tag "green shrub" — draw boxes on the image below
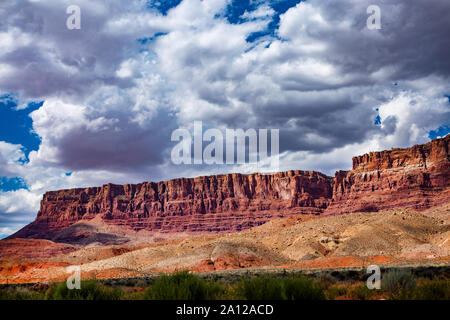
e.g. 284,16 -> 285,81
235,276 -> 284,300
7,272 -> 446,301
349,284 -> 379,300
235,276 -> 325,300
324,285 -> 348,300
144,271 -> 225,300
413,279 -> 450,300
0,287 -> 45,300
283,277 -> 325,300
46,280 -> 123,300
382,270 -> 416,300
316,273 -> 337,287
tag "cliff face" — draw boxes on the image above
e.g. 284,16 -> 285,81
11,135 -> 450,240
13,171 -> 332,239
327,135 -> 450,214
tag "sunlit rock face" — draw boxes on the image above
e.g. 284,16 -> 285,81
10,135 -> 450,242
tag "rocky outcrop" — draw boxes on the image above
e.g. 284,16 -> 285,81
326,135 -> 450,214
12,171 -> 332,239
10,135 -> 450,241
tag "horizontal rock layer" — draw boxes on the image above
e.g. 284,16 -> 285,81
11,135 -> 450,240
327,134 -> 450,214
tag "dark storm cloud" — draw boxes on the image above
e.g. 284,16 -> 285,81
56,110 -> 177,171
0,0 -> 450,237
298,0 -> 450,81
0,0 -> 449,174
214,0 -> 450,153
0,0 -> 163,100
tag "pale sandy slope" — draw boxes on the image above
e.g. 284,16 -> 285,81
69,207 -> 450,274
1,207 -> 448,283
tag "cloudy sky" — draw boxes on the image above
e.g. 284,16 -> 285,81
0,0 -> 449,238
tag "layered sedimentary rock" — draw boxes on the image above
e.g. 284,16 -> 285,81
10,135 -> 450,240
326,135 -> 450,214
12,171 -> 332,239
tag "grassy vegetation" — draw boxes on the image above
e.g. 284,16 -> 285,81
382,270 -> 416,300
413,279 -> 450,300
323,285 -> 348,300
0,271 -> 448,300
349,284 -> 380,300
0,287 -> 45,300
234,275 -> 325,300
46,279 -> 123,300
144,271 -> 227,300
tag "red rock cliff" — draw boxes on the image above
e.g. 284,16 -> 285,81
12,171 -> 332,239
326,135 -> 450,214
10,135 -> 450,240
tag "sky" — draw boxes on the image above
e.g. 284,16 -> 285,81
0,0 -> 449,238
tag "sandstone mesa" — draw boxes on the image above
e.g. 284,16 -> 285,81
8,135 -> 450,243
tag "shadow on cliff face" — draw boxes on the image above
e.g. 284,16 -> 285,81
50,223 -> 130,246
359,204 -> 379,212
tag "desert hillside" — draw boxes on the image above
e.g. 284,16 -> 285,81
1,205 -> 448,284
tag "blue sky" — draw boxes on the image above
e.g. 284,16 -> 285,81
429,125 -> 450,140
0,95 -> 42,155
0,0 -> 449,238
0,96 -> 41,192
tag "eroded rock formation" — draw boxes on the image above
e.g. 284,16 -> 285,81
10,135 -> 450,241
326,135 -> 450,214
